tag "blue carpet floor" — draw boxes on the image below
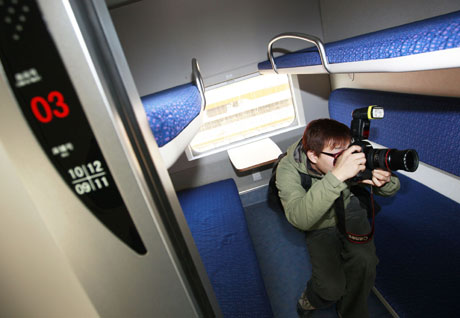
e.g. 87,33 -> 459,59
241,186 -> 393,318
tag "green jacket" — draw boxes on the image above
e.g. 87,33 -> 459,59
276,139 -> 400,231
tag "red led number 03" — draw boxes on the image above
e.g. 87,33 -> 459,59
30,91 -> 70,123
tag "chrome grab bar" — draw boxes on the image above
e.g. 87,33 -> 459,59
192,58 -> 206,111
267,32 -> 330,74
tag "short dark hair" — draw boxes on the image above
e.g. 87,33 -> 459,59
302,119 -> 351,155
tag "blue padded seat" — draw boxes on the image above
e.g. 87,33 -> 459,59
259,10 -> 460,71
177,179 -> 273,318
142,83 -> 202,148
374,173 -> 460,317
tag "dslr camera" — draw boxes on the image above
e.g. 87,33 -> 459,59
348,106 -> 419,181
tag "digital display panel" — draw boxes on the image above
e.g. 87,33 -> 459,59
0,0 -> 146,254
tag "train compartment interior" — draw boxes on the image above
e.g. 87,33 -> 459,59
108,1 -> 460,316
1,0 -> 460,317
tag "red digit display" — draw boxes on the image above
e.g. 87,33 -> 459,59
30,91 -> 70,123
31,96 -> 53,123
48,91 -> 70,118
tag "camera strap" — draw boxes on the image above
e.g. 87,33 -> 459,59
334,187 -> 375,244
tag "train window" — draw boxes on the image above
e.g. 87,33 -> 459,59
187,74 -> 302,158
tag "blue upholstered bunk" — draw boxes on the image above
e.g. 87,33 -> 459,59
258,11 -> 460,74
329,88 -> 460,317
141,59 -> 206,168
177,179 -> 273,317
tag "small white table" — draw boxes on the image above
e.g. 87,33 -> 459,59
227,138 -> 282,172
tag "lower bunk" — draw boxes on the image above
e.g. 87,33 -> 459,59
177,179 -> 273,317
373,173 -> 460,317
328,88 -> 460,317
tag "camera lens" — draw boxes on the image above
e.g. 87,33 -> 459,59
388,149 -> 419,172
367,148 -> 419,172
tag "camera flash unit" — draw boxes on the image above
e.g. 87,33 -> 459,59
369,106 -> 384,119
352,105 -> 384,120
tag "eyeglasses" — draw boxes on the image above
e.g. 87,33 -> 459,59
321,150 -> 345,165
321,150 -> 344,160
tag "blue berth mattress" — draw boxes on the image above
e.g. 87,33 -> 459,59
259,10 -> 460,72
141,83 -> 202,147
374,173 -> 460,317
328,88 -> 460,178
327,88 -> 460,317
176,179 -> 273,318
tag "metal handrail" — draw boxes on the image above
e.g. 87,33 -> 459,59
192,58 -> 206,111
267,32 -> 330,74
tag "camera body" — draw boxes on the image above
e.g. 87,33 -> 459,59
349,139 -> 374,181
348,106 -> 419,181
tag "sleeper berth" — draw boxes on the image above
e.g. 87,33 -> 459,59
141,59 -> 205,168
258,10 -> 460,74
177,179 -> 273,318
329,88 -> 460,317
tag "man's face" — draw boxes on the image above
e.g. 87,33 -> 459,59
309,142 -> 349,175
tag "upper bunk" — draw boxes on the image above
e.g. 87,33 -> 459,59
141,59 -> 206,169
258,10 -> 460,74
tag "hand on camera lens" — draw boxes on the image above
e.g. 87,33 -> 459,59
360,169 -> 392,187
331,145 -> 366,182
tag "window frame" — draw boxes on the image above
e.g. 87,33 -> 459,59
185,73 -> 305,160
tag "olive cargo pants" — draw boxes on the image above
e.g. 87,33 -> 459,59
303,197 -> 379,318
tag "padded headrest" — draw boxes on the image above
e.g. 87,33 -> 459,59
329,88 -> 460,177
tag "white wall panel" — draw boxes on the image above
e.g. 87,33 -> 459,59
110,0 -> 323,95
320,0 -> 460,42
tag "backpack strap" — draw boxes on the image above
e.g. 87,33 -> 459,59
268,152 -> 312,208
299,171 -> 312,191
268,152 -> 288,207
